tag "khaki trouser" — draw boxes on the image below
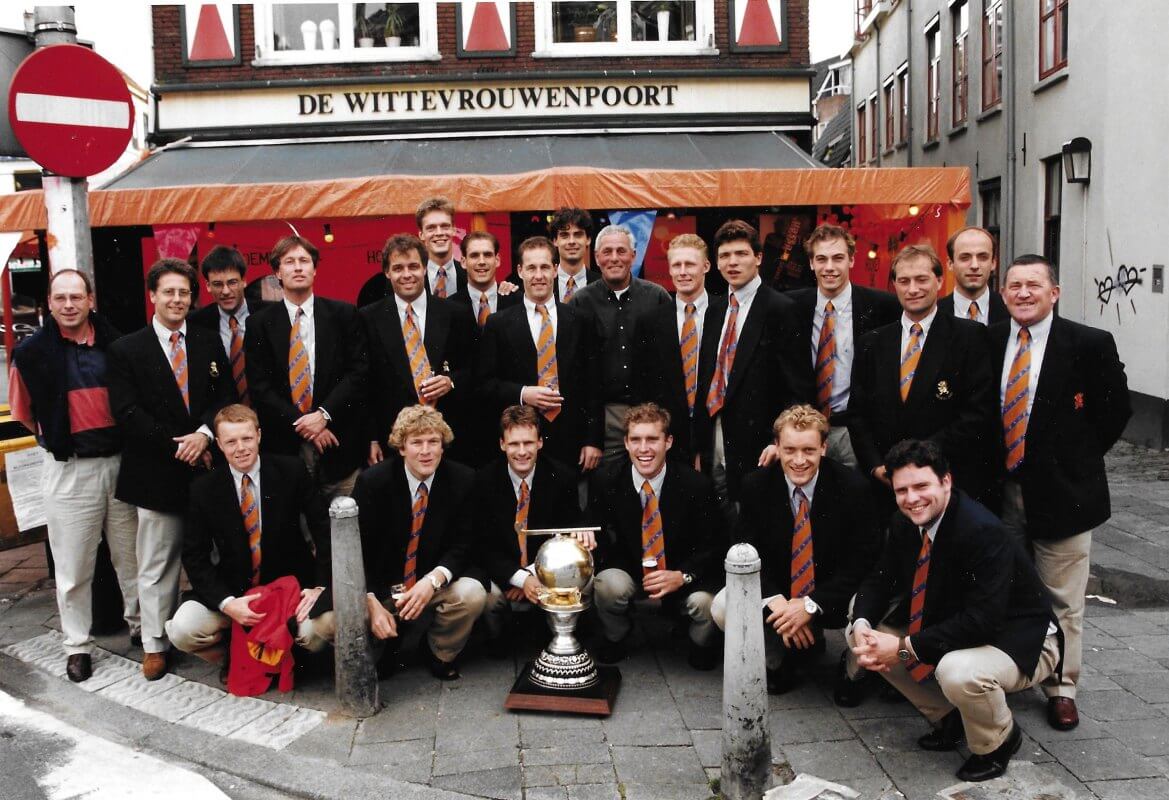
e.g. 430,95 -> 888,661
847,623 -> 1060,755
134,509 -> 184,653
42,453 -> 140,656
1001,479 -> 1089,699
593,567 -> 716,647
165,599 -> 333,658
711,587 -> 851,672
825,425 -> 858,469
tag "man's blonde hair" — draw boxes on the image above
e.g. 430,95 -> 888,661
214,403 -> 260,436
772,404 -> 829,443
667,233 -> 708,259
388,405 -> 454,449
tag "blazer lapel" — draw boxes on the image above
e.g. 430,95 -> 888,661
555,302 -> 579,363
905,315 -> 948,411
185,328 -> 211,418
376,300 -> 413,386
148,329 -> 190,420
425,301 -> 452,370
509,306 -> 539,380
726,292 -> 766,400
1027,319 -> 1072,443
696,295 -> 727,399
268,304 -> 293,392
312,299 -> 334,395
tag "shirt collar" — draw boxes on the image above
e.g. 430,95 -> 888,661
632,463 -> 667,498
395,291 -> 427,316
472,283 -> 498,302
507,464 -> 535,495
784,471 -> 820,507
228,458 -> 261,490
817,282 -> 852,313
954,287 -> 990,314
677,290 -> 708,314
558,266 -> 586,283
524,296 -> 554,315
1009,310 -> 1054,342
152,316 -> 187,340
901,305 -> 938,335
922,507 -> 946,542
405,464 -> 435,496
731,275 -> 763,306
283,294 -> 314,320
219,303 -> 249,325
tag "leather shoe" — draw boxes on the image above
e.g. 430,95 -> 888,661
766,662 -> 802,695
595,635 -> 629,664
486,634 -> 511,661
832,651 -> 871,708
427,649 -> 461,681
918,709 -> 964,751
66,654 -> 92,683
142,651 -> 168,681
1047,697 -> 1079,731
687,643 -> 719,671
956,722 -> 1021,782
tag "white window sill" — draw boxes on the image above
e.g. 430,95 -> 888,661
532,44 -> 718,58
253,49 -> 441,66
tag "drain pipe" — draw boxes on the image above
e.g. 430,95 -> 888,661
1003,3 -> 1017,262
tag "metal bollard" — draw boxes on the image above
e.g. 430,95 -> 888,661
329,496 -> 381,718
721,542 -> 772,800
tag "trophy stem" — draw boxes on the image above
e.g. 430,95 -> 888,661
529,604 -> 599,690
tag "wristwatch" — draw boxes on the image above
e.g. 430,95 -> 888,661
428,574 -> 444,590
897,637 -> 912,662
682,573 -> 694,585
803,596 -> 819,615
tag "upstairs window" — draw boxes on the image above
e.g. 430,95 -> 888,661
1040,0 -> 1069,78
951,0 -> 968,125
897,64 -> 909,143
253,3 -> 439,64
925,19 -> 941,140
857,102 -> 867,166
534,1 -> 717,56
883,78 -> 895,151
982,0 -> 1003,108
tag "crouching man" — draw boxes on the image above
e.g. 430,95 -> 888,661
166,404 -> 333,661
849,439 -> 1060,783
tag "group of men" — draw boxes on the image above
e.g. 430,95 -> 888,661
9,196 -> 1131,783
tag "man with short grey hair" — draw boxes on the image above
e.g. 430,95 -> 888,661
569,224 -> 671,464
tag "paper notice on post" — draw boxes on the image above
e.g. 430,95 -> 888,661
5,446 -> 46,531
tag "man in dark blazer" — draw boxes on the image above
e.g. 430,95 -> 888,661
937,227 -> 1008,326
633,234 -> 720,464
362,233 -> 475,466
693,220 -> 812,514
166,404 -> 333,662
474,405 -> 589,650
417,196 -> 468,299
992,254 -> 1131,731
351,405 -> 486,680
108,258 -> 234,679
714,405 -> 879,700
850,440 -> 1060,783
448,230 -> 523,327
849,244 -> 998,505
787,224 -> 901,467
549,207 -> 602,301
591,403 -> 722,670
245,235 -> 368,500
476,236 -> 603,475
188,245 -> 269,406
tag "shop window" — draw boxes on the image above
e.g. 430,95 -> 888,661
534,1 -> 716,56
1040,0 -> 1069,79
897,64 -> 909,143
925,19 -> 941,141
882,78 -> 894,151
253,3 -> 438,64
982,0 -> 1003,109
856,103 -> 866,167
1043,157 -> 1062,273
951,0 -> 968,126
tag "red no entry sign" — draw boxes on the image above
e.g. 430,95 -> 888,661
7,43 -> 133,178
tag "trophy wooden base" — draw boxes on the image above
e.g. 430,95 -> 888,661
504,663 -> 622,716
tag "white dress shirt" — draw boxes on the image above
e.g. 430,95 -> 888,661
521,297 -> 560,404
812,284 -> 855,413
472,283 -> 500,315
558,267 -> 588,298
508,464 -> 537,588
152,316 -> 213,440
282,295 -> 317,378
1000,312 -> 1054,418
633,463 -> 667,504
405,465 -> 452,585
715,275 -> 762,346
217,303 -> 250,355
427,259 -> 457,296
675,291 -> 709,345
953,288 -> 991,325
394,290 -> 429,332
899,306 -> 939,355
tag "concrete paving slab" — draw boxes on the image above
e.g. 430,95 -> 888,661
1076,688 -> 1164,721
431,765 -> 522,800
611,744 -> 707,785
566,784 -> 623,800
784,739 -> 884,783
1090,777 -> 1169,799
523,741 -> 612,766
1046,737 -> 1163,781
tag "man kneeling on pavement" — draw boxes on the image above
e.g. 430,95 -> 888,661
712,404 -> 880,699
849,439 -> 1062,783
167,404 -> 334,663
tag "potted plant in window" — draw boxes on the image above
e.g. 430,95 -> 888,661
357,14 -> 375,47
564,3 -> 604,42
383,4 -> 404,47
651,2 -> 672,42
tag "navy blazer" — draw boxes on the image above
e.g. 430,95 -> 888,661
735,458 -> 880,627
107,323 -> 234,512
938,290 -> 1009,326
244,297 -> 369,482
853,490 -> 1056,678
989,316 -> 1130,539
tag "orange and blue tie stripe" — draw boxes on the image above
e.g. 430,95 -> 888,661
169,331 -> 189,410
790,488 -> 815,599
1003,327 -> 1031,472
815,301 -> 836,416
899,323 -> 923,403
680,302 -> 699,416
229,315 -> 249,405
403,304 -> 434,404
640,480 -> 666,570
906,530 -> 934,682
288,308 -> 313,413
705,294 -> 740,417
535,305 -> 560,421
403,483 -> 428,590
515,479 -> 530,567
240,474 -> 262,586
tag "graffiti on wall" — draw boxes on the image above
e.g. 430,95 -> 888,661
1095,230 -> 1147,323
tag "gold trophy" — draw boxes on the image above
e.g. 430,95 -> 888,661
504,530 -> 621,715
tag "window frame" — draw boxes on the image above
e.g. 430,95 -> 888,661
532,0 -> 718,58
252,2 -> 440,65
882,77 -> 895,152
857,102 -> 867,167
897,63 -> 909,144
925,19 -> 941,141
951,0 -> 968,126
869,93 -> 879,163
1039,0 -> 1069,79
981,0 -> 1003,109
1043,156 -> 1063,274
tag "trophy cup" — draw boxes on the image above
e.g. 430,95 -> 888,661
504,530 -> 621,715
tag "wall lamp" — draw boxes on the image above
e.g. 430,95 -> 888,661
1062,137 -> 1092,184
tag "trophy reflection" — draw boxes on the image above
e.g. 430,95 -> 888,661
505,529 -> 621,715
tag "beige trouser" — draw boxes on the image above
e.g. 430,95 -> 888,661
711,587 -> 852,672
134,508 -> 184,653
481,580 -> 557,639
848,623 -> 1060,755
165,599 -> 334,658
825,425 -> 858,469
593,567 -> 716,646
1001,479 -> 1089,699
602,403 -> 632,467
42,453 -> 140,655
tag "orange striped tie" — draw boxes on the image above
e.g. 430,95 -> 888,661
535,304 -> 560,421
1003,327 -> 1031,472
240,474 -> 262,586
906,529 -> 934,682
403,483 -> 427,590
968,301 -> 980,321
403,304 -> 434,404
288,308 -> 313,413
433,268 -> 448,299
680,302 -> 699,415
477,292 -> 491,328
563,275 -> 577,302
640,480 -> 667,570
815,301 -> 837,417
229,315 -> 249,406
705,294 -> 740,417
515,479 -> 530,567
790,488 -> 815,599
899,323 -> 923,402
169,331 -> 189,410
